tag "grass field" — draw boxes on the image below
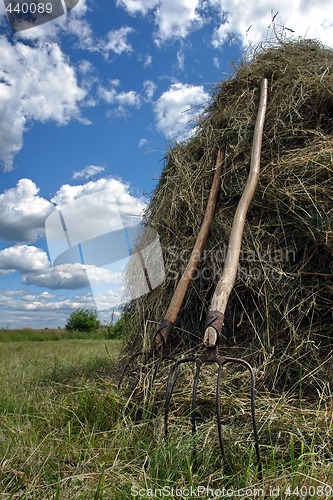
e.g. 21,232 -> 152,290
1,333 -> 333,498
0,328 -> 108,342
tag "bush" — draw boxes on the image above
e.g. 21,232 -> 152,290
65,308 -> 101,333
105,318 -> 125,340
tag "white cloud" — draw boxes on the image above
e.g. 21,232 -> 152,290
210,0 -> 333,48
177,50 -> 185,71
21,263 -> 87,289
0,36 -> 86,171
11,1 -> 136,60
0,175 -> 145,247
22,292 -> 55,301
0,287 -> 96,328
138,138 -> 148,148
154,82 -> 210,140
143,54 -> 153,68
22,263 -> 121,290
155,0 -> 202,42
0,245 -> 50,273
116,91 -> 141,107
52,176 -> 144,209
66,12 -> 98,53
72,165 -> 105,179
98,81 -> 141,117
117,0 -> 202,42
116,0 -> 159,15
143,80 -> 157,101
44,177 -> 150,311
211,1 -> 277,48
50,176 -> 146,246
110,79 -> 121,87
0,179 -> 53,242
78,59 -> 94,74
213,56 -> 220,69
0,242 -> 122,293
12,2 -> 134,58
116,0 -> 333,48
103,26 -> 134,56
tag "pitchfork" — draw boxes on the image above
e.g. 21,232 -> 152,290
164,78 -> 268,480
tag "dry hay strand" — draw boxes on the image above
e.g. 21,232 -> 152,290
122,39 -> 333,395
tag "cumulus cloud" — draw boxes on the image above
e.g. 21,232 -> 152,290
0,243 -> 109,294
0,245 -> 50,273
103,26 -> 134,56
22,263 -> 121,289
22,291 -> 55,301
99,88 -> 140,107
176,50 -> 185,71
138,138 -> 148,148
0,179 -> 54,242
142,54 -> 153,68
154,0 -> 202,42
116,0 -> 159,14
12,2 -> 135,58
154,82 -> 210,140
0,36 -> 86,171
77,59 -> 95,75
50,177 -> 146,247
117,0 -> 202,42
143,80 -> 157,101
72,165 -> 106,179
0,175 -> 145,248
0,287 -> 96,328
44,177 -> 151,309
209,0 -> 333,47
213,56 -> 220,69
0,243 -> 122,293
210,1 -> 277,47
52,176 -> 145,209
19,296 -> 84,312
98,81 -> 141,117
116,0 -> 333,48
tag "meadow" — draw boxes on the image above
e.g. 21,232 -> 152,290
0,330 -> 333,499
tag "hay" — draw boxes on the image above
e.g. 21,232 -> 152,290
123,39 -> 333,394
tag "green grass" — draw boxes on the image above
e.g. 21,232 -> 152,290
0,338 -> 333,498
0,328 -> 109,342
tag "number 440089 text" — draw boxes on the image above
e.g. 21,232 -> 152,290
6,3 -> 53,14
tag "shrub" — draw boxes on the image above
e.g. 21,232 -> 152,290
105,318 -> 125,340
65,308 -> 101,333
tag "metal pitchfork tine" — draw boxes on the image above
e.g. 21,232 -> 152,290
164,78 -> 268,480
119,148 -> 225,387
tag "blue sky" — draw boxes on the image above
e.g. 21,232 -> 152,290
0,0 -> 331,328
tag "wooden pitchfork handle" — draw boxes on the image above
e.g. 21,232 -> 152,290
204,78 -> 268,348
154,149 -> 225,352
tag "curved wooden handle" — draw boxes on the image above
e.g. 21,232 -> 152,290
204,78 -> 268,348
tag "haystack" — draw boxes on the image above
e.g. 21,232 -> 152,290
123,40 -> 333,394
